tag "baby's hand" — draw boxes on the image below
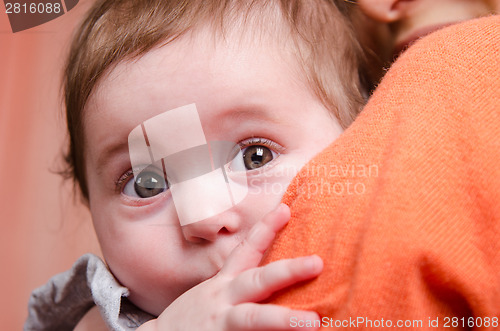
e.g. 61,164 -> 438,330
139,204 -> 322,331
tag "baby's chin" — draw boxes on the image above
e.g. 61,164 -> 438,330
128,282 -> 195,316
129,259 -> 227,316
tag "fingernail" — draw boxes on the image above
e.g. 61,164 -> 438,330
277,203 -> 291,216
276,203 -> 287,212
305,255 -> 323,272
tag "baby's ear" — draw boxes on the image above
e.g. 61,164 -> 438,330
6,0 -> 80,33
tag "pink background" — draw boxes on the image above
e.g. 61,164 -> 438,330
0,1 -> 102,329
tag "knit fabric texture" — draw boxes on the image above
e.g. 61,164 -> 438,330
262,15 -> 500,328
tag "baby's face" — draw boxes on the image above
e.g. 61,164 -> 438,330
84,28 -> 343,315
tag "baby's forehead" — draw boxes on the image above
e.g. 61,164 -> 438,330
92,25 -> 301,104
84,0 -> 314,129
122,21 -> 294,68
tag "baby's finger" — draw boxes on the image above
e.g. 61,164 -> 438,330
226,303 -> 320,331
221,204 -> 291,276
229,255 -> 323,303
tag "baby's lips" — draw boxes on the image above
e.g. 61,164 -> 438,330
6,0 -> 79,33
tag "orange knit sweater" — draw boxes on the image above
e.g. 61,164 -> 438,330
262,16 -> 500,329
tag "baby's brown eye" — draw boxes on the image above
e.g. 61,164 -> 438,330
122,170 -> 168,198
228,138 -> 281,172
243,146 -> 274,170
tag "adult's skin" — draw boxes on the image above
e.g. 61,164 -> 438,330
357,0 -> 500,56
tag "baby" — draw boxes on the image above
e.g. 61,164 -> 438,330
26,0 -> 374,330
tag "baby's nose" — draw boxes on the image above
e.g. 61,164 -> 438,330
181,212 -> 241,243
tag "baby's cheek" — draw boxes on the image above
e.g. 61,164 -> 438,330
241,175 -> 292,225
102,223 -> 183,315
245,161 -> 299,199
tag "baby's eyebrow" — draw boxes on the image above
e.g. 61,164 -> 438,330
214,105 -> 282,126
